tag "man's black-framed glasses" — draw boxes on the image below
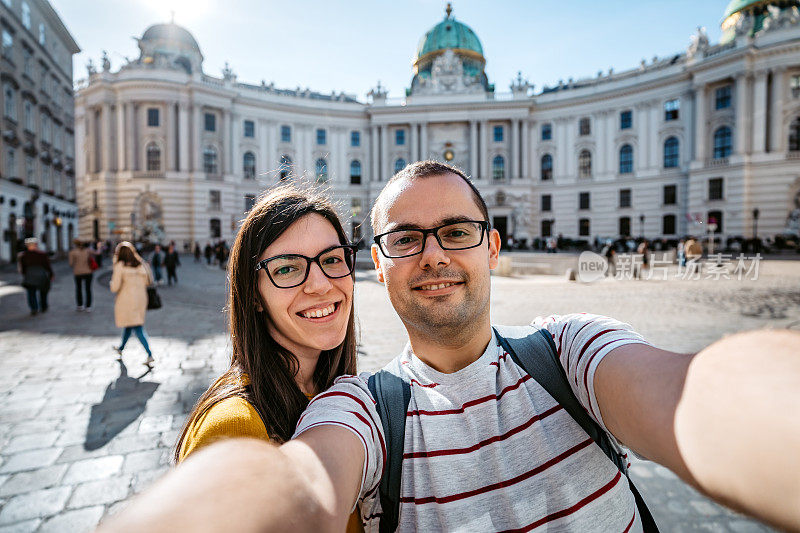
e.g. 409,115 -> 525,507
374,220 -> 489,258
254,244 -> 357,288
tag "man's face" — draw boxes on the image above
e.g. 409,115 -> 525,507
371,173 -> 500,341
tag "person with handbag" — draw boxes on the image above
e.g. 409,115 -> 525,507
17,237 -> 53,316
68,239 -> 97,312
110,241 -> 155,366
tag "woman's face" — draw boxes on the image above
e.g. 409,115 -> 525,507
257,213 -> 354,360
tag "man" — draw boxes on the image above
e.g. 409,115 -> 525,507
102,162 -> 800,533
68,239 -> 94,311
17,237 -> 53,316
164,243 -> 181,285
151,244 -> 164,285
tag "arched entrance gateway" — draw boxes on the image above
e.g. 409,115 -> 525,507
133,191 -> 166,243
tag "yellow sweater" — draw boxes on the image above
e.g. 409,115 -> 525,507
178,396 -> 364,533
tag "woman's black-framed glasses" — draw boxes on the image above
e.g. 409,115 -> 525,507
254,244 -> 357,288
374,220 -> 489,258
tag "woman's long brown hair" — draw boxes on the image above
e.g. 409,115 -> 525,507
174,185 -> 358,459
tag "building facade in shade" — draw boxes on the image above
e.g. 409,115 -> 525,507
0,0 -> 79,263
76,1 -> 800,250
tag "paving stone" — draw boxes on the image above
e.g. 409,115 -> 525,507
38,506 -> 104,533
105,433 -> 161,455
56,444 -> 110,464
61,456 -> 123,484
0,465 -> 68,497
0,449 -> 62,475
0,519 -> 41,533
67,476 -> 131,509
122,449 -> 167,475
131,467 -> 168,493
0,486 -> 72,525
138,415 -> 173,434
2,432 -> 60,454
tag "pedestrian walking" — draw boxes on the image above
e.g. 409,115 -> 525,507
110,241 -> 155,366
68,239 -> 96,311
151,244 -> 164,285
204,242 -> 212,265
677,238 -> 686,267
602,241 -> 616,277
193,242 -> 201,263
94,241 -> 105,268
636,239 -> 650,279
215,241 -> 227,270
164,243 -> 181,285
17,237 -> 53,316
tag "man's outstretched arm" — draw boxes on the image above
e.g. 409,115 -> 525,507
594,329 -> 800,531
97,427 -> 364,533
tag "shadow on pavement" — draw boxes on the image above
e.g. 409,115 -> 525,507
84,360 -> 159,450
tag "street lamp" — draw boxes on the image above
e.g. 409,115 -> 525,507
639,214 -> 645,238
752,208 -> 760,238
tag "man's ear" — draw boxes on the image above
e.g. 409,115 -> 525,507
487,228 -> 501,270
371,244 -> 385,283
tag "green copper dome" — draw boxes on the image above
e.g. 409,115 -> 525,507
720,0 -> 799,43
415,5 -> 484,64
723,0 -> 764,19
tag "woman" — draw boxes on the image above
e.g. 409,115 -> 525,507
110,241 -> 155,366
174,185 -> 361,531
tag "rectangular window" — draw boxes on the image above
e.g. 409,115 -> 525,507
792,75 -> 800,98
209,190 -> 221,211
579,117 -> 590,136
541,219 -> 553,238
350,130 -> 360,147
243,120 -> 255,138
22,46 -> 32,77
663,184 -> 677,205
5,147 -> 15,177
620,110 -> 632,130
708,178 -> 723,201
493,125 -> 504,142
316,128 -> 326,145
2,29 -> 12,59
579,218 -> 591,237
147,108 -> 159,127
395,129 -> 405,145
25,155 -> 34,186
715,85 -> 732,110
619,216 -> 631,237
204,112 -> 216,132
244,194 -> 256,213
664,98 -> 680,121
210,218 -> 221,239
619,188 -> 631,208
23,100 -> 32,131
662,214 -> 676,235
21,2 -> 30,29
280,125 -> 291,143
541,194 -> 551,212
541,123 -> 552,141
579,192 -> 590,210
38,22 -> 45,46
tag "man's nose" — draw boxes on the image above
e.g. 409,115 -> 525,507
418,233 -> 450,270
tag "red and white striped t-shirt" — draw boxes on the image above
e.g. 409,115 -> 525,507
294,313 -> 650,532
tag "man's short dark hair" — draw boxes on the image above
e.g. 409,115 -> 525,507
370,160 -> 490,233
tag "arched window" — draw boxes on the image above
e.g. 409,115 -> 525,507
315,158 -> 328,182
146,143 -> 161,171
664,137 -> 679,168
279,155 -> 292,180
578,150 -> 592,178
713,126 -> 732,159
243,151 -> 256,179
350,160 -> 362,185
789,117 -> 800,152
540,154 -> 553,180
492,155 -> 505,180
619,144 -> 633,174
394,158 -> 406,173
203,146 -> 218,174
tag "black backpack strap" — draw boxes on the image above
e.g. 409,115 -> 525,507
367,370 -> 411,533
493,325 -> 659,533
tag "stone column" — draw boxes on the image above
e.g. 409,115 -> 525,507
637,103 -> 649,172
682,91 -> 694,167
100,103 -> 111,172
192,104 -> 202,172
222,109 -> 232,175
469,120 -> 478,178
126,103 -> 135,171
420,123 -> 428,161
596,113 -> 607,176
770,67 -> 786,153
116,103 -> 126,171
370,125 -> 378,182
265,120 -> 276,174
479,120 -> 488,179
649,104 -> 659,169
379,124 -> 389,181
557,118 -> 569,179
694,85 -> 707,162
735,73 -> 749,155
410,123 -> 419,162
521,119 -> 529,179
510,119 -> 519,179
752,70 -> 768,154
178,103 -> 189,172
166,102 -> 176,171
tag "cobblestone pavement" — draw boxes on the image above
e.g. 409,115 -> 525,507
1,254 -> 798,532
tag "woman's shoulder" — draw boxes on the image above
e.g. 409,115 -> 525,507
178,397 -> 268,462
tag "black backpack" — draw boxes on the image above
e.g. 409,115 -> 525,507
366,325 -> 658,533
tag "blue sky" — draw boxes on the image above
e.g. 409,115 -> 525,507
53,0 -> 729,100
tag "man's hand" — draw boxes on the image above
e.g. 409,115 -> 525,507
595,329 -> 800,531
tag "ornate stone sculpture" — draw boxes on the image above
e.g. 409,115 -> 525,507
86,58 -> 96,76
763,5 -> 800,32
687,26 -> 709,58
101,51 -> 111,72
415,49 -> 483,95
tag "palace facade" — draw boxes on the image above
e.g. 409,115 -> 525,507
75,1 -> 800,249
